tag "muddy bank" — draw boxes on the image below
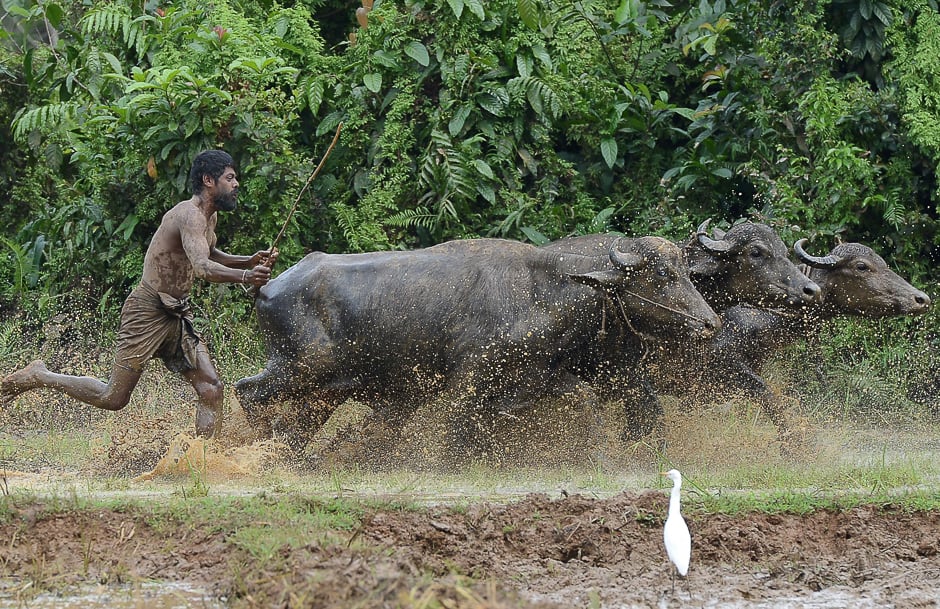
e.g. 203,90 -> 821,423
2,491 -> 940,608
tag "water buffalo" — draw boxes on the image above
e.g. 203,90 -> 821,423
686,220 -> 822,309
543,220 -> 822,311
540,220 -> 821,435
235,237 -> 720,460
704,240 -> 930,413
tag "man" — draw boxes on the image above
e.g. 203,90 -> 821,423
1,149 -> 277,438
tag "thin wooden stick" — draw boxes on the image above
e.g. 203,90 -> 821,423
269,122 -> 343,255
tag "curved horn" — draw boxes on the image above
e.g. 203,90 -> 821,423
608,238 -> 643,271
793,238 -> 841,269
696,219 -> 733,254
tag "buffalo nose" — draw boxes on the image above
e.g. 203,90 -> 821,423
698,312 -> 722,338
802,282 -> 822,304
915,291 -> 931,310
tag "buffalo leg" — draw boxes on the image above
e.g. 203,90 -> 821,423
620,373 -> 663,442
718,358 -> 802,444
234,362 -> 297,434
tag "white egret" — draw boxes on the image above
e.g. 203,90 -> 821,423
662,469 -> 691,594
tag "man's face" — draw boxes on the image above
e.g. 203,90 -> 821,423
213,166 -> 239,212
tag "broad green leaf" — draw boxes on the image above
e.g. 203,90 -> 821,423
473,158 -> 495,179
363,72 -> 382,93
305,78 -> 324,114
447,0 -> 464,19
517,147 -> 538,174
601,137 -> 618,169
125,80 -> 160,92
531,45 -> 552,69
872,2 -> 891,25
160,141 -> 177,160
448,104 -> 472,135
373,49 -> 399,68
704,37 -> 717,56
6,5 -> 31,18
404,41 -> 430,66
518,0 -> 539,29
44,3 -> 64,27
477,92 -> 505,116
102,52 -> 123,74
117,214 -> 139,240
520,226 -> 549,245
466,0 -> 485,20
712,167 -> 733,178
526,82 -> 544,115
615,0 -> 638,25
477,182 -> 496,203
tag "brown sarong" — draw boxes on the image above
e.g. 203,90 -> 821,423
114,281 -> 204,374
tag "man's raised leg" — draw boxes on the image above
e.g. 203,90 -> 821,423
1,359 -> 141,410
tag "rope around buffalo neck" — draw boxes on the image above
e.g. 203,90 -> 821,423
616,287 -> 715,327
597,288 -> 715,364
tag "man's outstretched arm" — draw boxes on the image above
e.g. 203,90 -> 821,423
209,247 -> 278,270
181,216 -> 273,285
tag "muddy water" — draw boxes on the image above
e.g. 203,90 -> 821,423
0,581 -> 222,609
528,589 -> 888,609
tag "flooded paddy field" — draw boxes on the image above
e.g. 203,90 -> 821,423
2,369 -> 940,608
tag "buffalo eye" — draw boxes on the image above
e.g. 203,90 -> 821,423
855,261 -> 870,272
748,246 -> 766,259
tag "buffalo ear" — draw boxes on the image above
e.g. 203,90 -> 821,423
712,228 -> 726,240
569,270 -> 626,292
686,254 -> 721,277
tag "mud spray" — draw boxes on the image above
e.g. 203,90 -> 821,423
132,433 -> 284,482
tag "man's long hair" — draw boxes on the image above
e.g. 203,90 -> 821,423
190,150 -> 234,194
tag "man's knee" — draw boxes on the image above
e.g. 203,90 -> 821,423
196,377 -> 224,405
101,391 -> 132,411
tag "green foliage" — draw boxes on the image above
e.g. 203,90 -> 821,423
2,0 -> 330,299
0,0 -> 938,349
886,4 -> 940,183
826,0 -> 893,85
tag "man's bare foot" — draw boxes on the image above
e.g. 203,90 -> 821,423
1,360 -> 49,405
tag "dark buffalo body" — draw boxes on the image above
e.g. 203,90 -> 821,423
708,241 -> 931,404
235,237 -> 719,454
540,221 -> 821,435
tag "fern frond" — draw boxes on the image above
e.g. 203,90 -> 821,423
385,207 -> 437,229
297,74 -> 324,114
80,5 -> 131,39
878,192 -> 905,229
12,102 -> 80,142
507,76 -> 560,118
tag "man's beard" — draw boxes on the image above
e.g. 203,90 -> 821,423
216,190 -> 237,211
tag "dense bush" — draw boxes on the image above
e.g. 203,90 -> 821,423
1,0 -> 939,321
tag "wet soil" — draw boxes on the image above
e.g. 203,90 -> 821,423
3,360 -> 940,608
2,490 -> 940,608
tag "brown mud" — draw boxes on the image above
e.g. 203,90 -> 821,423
3,366 -> 940,607
2,490 -> 940,608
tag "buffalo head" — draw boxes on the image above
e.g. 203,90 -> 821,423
688,219 -> 821,310
570,236 -> 721,339
794,240 -> 930,318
